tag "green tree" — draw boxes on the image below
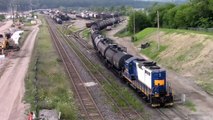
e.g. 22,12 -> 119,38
148,3 -> 175,27
127,11 -> 151,33
0,15 -> 5,21
162,6 -> 178,28
149,0 -> 213,29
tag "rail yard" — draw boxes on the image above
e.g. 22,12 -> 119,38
0,4 -> 213,120
40,9 -> 212,119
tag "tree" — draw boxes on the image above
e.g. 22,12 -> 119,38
148,3 -> 175,27
0,15 -> 5,21
162,6 -> 178,28
149,0 -> 213,29
127,11 -> 151,33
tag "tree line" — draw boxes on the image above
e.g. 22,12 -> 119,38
0,0 -> 159,11
128,0 -> 213,33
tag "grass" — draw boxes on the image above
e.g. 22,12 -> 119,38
140,41 -> 168,60
161,28 -> 213,36
133,28 -> 213,46
114,28 -> 132,37
103,77 -> 144,112
196,70 -> 213,95
69,26 -> 78,32
203,82 -> 213,95
82,28 -> 90,39
133,28 -> 157,46
24,22 -> 34,26
24,16 -> 77,119
176,43 -> 204,62
19,30 -> 30,47
184,100 -> 196,112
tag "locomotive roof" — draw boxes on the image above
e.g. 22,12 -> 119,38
126,57 -> 165,72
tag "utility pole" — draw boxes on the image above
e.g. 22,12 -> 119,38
30,0 -> 32,12
11,3 -> 15,25
157,10 -> 160,51
133,10 -> 136,40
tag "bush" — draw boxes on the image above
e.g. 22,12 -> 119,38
0,15 -> 5,21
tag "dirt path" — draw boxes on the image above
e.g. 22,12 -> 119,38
107,20 -> 146,58
0,20 -> 13,33
106,20 -> 213,120
0,21 -> 40,120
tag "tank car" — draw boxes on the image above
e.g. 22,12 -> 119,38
90,17 -> 174,107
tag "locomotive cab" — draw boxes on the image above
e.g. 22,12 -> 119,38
150,70 -> 173,107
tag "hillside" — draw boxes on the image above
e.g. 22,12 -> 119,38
134,28 -> 213,94
0,0 -> 158,11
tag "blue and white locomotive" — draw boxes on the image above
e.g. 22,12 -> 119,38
123,57 -> 173,107
89,18 -> 173,107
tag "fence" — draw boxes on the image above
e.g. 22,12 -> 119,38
188,27 -> 213,32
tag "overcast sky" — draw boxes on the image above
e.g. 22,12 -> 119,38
137,0 -> 187,2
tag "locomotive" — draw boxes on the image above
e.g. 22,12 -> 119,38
90,18 -> 173,107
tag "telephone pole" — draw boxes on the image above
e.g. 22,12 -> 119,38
157,11 -> 160,51
11,3 -> 15,24
133,10 -> 135,40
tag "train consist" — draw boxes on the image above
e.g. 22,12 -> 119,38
51,12 -> 70,24
89,18 -> 174,107
76,12 -> 121,20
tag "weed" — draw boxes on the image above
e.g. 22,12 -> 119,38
184,100 -> 196,112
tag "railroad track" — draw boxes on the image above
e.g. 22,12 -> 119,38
71,28 -> 93,50
46,17 -> 104,120
155,106 -> 189,120
59,26 -> 147,119
52,18 -> 188,120
69,28 -> 190,120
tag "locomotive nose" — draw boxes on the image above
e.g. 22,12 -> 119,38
160,97 -> 165,106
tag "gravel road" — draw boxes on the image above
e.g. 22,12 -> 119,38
0,21 -> 40,120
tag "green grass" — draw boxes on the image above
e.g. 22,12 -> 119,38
103,77 -> 144,112
23,20 -> 36,26
19,30 -> 30,47
140,41 -> 167,60
184,100 -> 196,112
69,26 -> 78,32
133,28 -> 213,46
196,70 -> 213,95
0,15 -> 5,21
24,16 -> 77,119
203,82 -> 213,95
114,28 -> 132,37
134,28 -> 157,46
160,28 -> 213,36
176,43 -> 203,62
82,28 -> 90,39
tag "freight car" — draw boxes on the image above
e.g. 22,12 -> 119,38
90,18 -> 173,107
90,17 -> 121,31
55,18 -> 62,24
52,16 -> 62,24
